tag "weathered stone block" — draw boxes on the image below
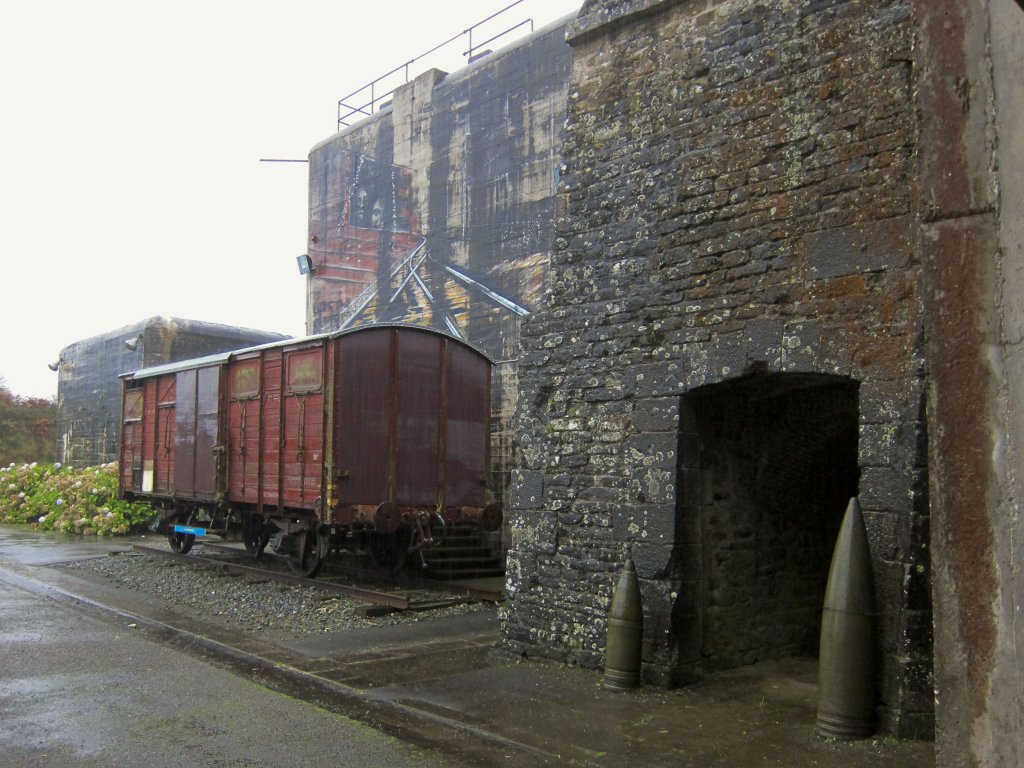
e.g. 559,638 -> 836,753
862,509 -> 899,561
804,216 -> 914,280
512,470 -> 546,510
630,397 -> 679,433
511,512 -> 558,555
860,466 -> 910,513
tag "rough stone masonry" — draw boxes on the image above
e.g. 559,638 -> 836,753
501,0 -> 933,738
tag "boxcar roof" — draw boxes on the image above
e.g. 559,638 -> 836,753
120,323 -> 492,381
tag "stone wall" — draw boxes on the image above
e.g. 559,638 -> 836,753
502,0 -> 932,737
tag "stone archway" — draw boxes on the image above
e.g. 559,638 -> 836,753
673,373 -> 860,677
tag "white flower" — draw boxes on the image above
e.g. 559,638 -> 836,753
91,488 -> 99,495
29,462 -> 37,468
7,484 -> 15,491
39,515 -> 47,523
18,492 -> 25,499
105,511 -> 114,518
53,462 -> 62,470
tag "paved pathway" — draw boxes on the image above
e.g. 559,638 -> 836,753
0,567 -> 450,768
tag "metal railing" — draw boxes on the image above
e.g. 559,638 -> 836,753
337,1 -> 535,128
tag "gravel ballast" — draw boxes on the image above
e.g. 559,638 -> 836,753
60,546 -> 492,638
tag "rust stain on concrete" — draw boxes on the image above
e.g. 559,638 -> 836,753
924,219 -> 998,722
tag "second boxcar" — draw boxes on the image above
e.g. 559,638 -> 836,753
119,325 -> 501,575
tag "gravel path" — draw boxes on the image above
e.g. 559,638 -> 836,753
60,546 -> 492,637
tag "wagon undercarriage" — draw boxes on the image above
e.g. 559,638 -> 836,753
153,500 -> 501,578
119,326 -> 501,578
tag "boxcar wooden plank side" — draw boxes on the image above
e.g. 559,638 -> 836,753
154,375 -> 176,494
335,328 -> 393,506
444,341 -> 490,508
120,386 -> 144,493
227,357 -> 261,503
281,346 -> 325,509
140,379 -> 156,493
394,330 -> 442,506
260,349 -> 283,508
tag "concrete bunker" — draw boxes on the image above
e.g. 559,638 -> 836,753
673,373 -> 860,677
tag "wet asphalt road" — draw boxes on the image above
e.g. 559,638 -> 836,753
0,572 -> 449,768
0,526 -> 937,768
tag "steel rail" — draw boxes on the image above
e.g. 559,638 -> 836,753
423,580 -> 503,604
131,544 -> 412,609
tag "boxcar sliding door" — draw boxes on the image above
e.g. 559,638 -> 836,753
174,365 -> 222,500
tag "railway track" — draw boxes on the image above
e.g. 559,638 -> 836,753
130,543 -> 503,613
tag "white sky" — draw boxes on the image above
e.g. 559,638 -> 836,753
0,0 -> 582,399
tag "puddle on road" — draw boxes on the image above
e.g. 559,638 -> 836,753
0,524 -> 146,566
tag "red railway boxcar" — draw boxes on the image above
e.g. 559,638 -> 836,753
119,325 -> 501,575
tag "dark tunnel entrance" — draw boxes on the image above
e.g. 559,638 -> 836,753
677,373 -> 860,676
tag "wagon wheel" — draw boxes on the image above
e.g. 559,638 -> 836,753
168,529 -> 196,555
288,526 -> 329,578
241,515 -> 269,557
368,529 -> 411,574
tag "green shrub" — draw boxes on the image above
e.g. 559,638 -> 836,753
0,462 -> 157,536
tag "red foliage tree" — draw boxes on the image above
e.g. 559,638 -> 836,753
0,378 -> 56,465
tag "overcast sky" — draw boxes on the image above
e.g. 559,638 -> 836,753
0,0 -> 582,399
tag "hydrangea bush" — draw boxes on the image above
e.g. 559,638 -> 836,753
0,461 -> 157,535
